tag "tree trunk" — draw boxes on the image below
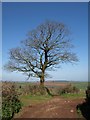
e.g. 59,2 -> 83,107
40,76 -> 44,87
39,68 -> 45,87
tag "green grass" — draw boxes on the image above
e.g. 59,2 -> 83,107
61,92 -> 86,99
20,94 -> 52,107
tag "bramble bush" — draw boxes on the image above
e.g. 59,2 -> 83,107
22,85 -> 48,96
57,84 -> 79,95
2,82 -> 22,120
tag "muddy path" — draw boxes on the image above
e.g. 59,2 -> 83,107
16,96 -> 85,118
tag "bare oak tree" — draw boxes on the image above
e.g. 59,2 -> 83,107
5,21 -> 78,86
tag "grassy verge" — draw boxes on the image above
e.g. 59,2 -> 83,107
61,92 -> 86,99
20,94 -> 52,107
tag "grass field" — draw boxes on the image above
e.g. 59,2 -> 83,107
70,81 -> 88,90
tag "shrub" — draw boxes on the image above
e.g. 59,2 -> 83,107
22,85 -> 49,96
76,86 -> 90,120
58,84 -> 79,95
2,82 -> 22,120
86,86 -> 90,104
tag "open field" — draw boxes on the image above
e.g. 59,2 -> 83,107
2,81 -> 89,119
71,81 -> 88,90
14,80 -> 88,89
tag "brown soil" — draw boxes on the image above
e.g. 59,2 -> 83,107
33,81 -> 69,87
17,96 -> 85,118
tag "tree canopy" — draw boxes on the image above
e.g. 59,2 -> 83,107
5,21 -> 78,86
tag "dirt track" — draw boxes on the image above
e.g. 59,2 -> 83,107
19,96 -> 84,118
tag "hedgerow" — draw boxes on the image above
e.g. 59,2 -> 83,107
2,82 -> 22,120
